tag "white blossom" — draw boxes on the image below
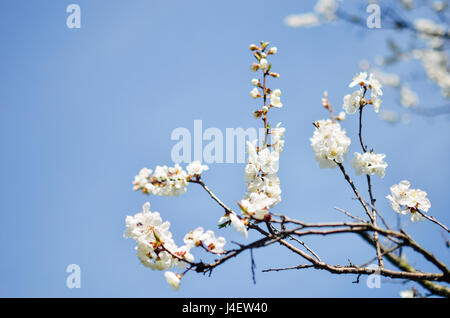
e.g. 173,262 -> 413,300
284,0 -> 338,28
229,213 -> 248,238
314,0 -> 339,21
433,1 -> 447,12
164,272 -> 181,291
400,289 -> 415,298
240,133 -> 283,221
414,18 -> 446,37
257,148 -> 279,174
251,78 -> 259,86
270,89 -> 283,108
184,227 -> 226,254
133,164 -> 189,197
386,180 -> 431,222
371,96 -> 382,113
133,168 -> 153,191
239,192 -> 273,220
172,245 -> 194,269
200,230 -> 226,254
351,152 -> 387,178
343,90 -> 363,115
349,72 -> 368,88
186,161 -> 209,176
346,73 -> 382,112
124,202 -> 193,271
250,87 -> 260,98
183,227 -> 205,247
310,119 -> 351,168
268,47 -> 277,55
413,48 -> 450,98
259,58 -> 268,70
367,73 -> 383,98
284,13 -> 320,28
336,111 -> 346,121
400,86 -> 419,108
271,122 -> 286,153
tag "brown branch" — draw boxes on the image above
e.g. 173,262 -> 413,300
359,244 -> 403,268
189,178 -> 235,214
196,235 -> 283,275
334,206 -> 365,222
262,264 -> 314,272
253,212 -> 449,281
358,102 -> 384,269
285,222 -> 450,278
276,238 -> 447,283
336,162 -> 374,222
286,235 -> 322,262
359,232 -> 450,297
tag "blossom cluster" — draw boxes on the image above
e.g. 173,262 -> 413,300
286,2 -> 449,102
239,42 -> 284,221
412,17 -> 450,98
219,212 -> 249,238
239,138 -> 283,220
344,72 -> 383,114
351,151 -> 387,178
124,202 -> 228,290
124,202 -> 194,272
284,0 -> 339,28
386,180 -> 431,222
400,85 -> 419,108
132,161 -> 208,197
249,45 -> 283,111
184,227 -> 226,254
414,44 -> 450,98
124,40 -> 444,295
310,119 -> 351,168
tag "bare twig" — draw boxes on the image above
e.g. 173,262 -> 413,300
416,210 -> 450,233
262,264 -> 314,272
334,206 -> 365,222
189,178 -> 236,214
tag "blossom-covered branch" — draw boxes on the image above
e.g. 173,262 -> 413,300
124,41 -> 449,298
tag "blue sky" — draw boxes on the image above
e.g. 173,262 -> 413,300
0,0 -> 449,297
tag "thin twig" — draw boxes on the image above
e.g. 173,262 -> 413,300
416,210 -> 450,233
334,206 -> 365,222
262,264 -> 314,272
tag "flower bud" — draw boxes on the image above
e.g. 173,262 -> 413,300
251,63 -> 260,72
321,91 -> 329,107
261,41 -> 270,50
253,110 -> 263,118
164,272 -> 181,291
268,47 -> 277,55
250,87 -> 260,98
249,44 -> 260,51
269,72 -> 280,78
259,58 -> 268,69
336,111 -> 346,121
